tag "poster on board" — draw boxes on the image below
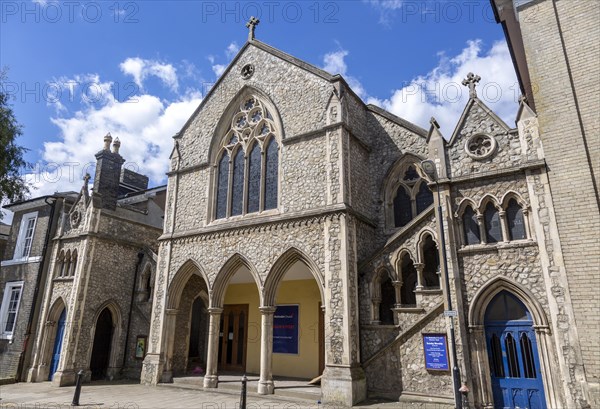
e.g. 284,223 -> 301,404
273,305 -> 299,354
422,333 -> 449,371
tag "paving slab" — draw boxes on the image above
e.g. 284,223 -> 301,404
0,380 -> 453,409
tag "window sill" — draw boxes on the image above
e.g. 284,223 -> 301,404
54,277 -> 74,282
393,306 -> 426,313
209,208 -> 280,226
1,256 -> 42,267
458,239 -> 536,254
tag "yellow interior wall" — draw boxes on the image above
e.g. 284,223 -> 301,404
223,278 -> 321,379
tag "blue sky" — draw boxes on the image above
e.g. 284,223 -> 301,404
1,0 -> 519,220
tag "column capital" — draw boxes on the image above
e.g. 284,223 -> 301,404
207,307 -> 223,315
414,263 -> 425,271
259,306 -> 277,314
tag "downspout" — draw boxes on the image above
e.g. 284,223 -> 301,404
121,250 -> 144,376
15,196 -> 59,381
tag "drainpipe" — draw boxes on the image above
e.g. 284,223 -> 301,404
15,196 -> 59,381
121,250 -> 145,376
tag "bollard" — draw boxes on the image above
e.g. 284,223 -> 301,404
239,374 -> 247,409
72,369 -> 84,406
459,382 -> 470,409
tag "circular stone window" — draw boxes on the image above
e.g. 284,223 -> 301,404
70,210 -> 81,228
465,134 -> 497,160
241,64 -> 255,80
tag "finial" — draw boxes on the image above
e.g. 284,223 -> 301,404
519,94 -> 528,104
112,137 -> 121,154
430,117 -> 440,129
246,16 -> 260,41
103,133 -> 113,150
83,173 -> 91,185
462,72 -> 481,99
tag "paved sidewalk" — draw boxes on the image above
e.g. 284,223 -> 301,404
0,381 -> 452,409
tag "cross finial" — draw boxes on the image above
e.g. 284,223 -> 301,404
246,16 -> 260,41
462,72 -> 481,98
83,173 -> 91,185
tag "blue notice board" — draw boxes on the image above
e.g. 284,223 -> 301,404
423,333 -> 449,371
273,305 -> 299,354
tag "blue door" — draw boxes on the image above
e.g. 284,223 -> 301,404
485,291 -> 547,409
48,308 -> 66,381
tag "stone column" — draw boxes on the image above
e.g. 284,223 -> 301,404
414,263 -> 425,305
160,309 -> 178,383
522,209 -> 532,239
499,210 -> 510,242
203,307 -> 222,388
321,214 -> 366,406
477,214 -> 486,244
258,306 -> 276,395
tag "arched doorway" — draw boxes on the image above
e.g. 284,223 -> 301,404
484,291 -> 547,409
48,308 -> 66,381
90,308 -> 114,380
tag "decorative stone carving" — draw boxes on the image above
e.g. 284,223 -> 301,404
465,133 -> 497,160
241,64 -> 255,80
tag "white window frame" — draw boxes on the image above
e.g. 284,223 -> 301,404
13,211 -> 38,261
0,281 -> 24,340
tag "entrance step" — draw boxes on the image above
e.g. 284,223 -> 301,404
167,375 -> 322,403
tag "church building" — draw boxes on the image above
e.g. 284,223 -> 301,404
138,21 -> 595,409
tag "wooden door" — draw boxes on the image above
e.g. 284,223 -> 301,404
218,304 -> 248,372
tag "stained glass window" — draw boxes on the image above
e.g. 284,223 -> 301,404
264,138 -> 279,210
415,182 -> 434,214
231,149 -> 245,216
215,95 -> 279,219
404,166 -> 419,181
507,199 -> 526,240
463,206 -> 480,245
393,186 -> 412,227
247,142 -> 261,214
216,152 -> 229,219
484,203 -> 502,243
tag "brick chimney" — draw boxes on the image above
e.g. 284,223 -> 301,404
93,133 -> 125,210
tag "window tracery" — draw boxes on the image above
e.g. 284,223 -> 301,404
388,162 -> 434,229
214,96 -> 279,220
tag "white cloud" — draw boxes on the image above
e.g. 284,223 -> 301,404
225,42 -> 240,59
364,0 -> 404,25
25,74 -> 201,198
209,42 -> 241,79
367,40 -> 520,135
322,49 -> 367,99
120,58 -> 179,92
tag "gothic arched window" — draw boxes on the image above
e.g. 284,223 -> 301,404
214,96 -> 279,220
484,203 -> 502,243
216,152 -> 230,220
390,164 -> 433,228
506,199 -> 526,240
463,206 -> 480,245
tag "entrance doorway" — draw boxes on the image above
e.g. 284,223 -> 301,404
90,308 -> 114,380
485,291 -> 547,409
218,304 -> 248,372
48,308 -> 66,381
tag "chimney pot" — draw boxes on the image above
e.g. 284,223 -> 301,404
103,133 -> 113,150
112,137 -> 121,154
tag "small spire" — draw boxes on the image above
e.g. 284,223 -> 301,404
429,117 -> 440,129
246,16 -> 260,41
462,72 -> 481,99
103,133 -> 113,150
112,137 -> 121,154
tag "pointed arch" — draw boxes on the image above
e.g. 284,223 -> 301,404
208,85 -> 284,164
477,194 -> 501,213
48,297 -> 67,322
416,228 -> 439,259
212,253 -> 263,308
455,198 -> 479,218
468,277 -> 549,328
263,247 -> 324,307
500,190 -> 528,209
391,248 -> 416,272
167,259 -> 211,309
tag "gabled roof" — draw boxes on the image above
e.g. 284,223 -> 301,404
448,97 -> 511,146
367,104 -> 428,137
175,38 -> 425,141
